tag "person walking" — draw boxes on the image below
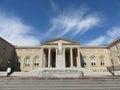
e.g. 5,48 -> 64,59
6,60 -> 11,77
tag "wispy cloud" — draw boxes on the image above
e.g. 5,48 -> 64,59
85,36 -> 106,45
50,0 -> 60,13
106,27 -> 120,43
85,26 -> 120,45
46,5 -> 101,39
0,12 -> 40,46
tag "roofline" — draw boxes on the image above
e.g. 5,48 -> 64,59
80,46 -> 107,49
107,37 -> 120,47
0,37 -> 14,47
41,37 -> 80,45
15,46 -> 41,49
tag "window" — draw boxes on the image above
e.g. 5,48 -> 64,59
91,56 -> 96,66
17,57 -> 21,66
0,56 -> 3,64
82,56 -> 87,66
118,56 -> 120,64
114,45 -> 118,50
116,45 -> 118,49
25,56 -> 30,66
100,57 -> 105,66
3,45 -> 6,50
114,46 -> 117,50
34,56 -> 39,66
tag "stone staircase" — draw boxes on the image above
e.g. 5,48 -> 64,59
80,68 -> 112,76
0,67 -> 112,77
0,78 -> 120,90
30,67 -> 112,76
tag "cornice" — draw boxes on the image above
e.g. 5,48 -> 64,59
107,37 -> 120,47
0,37 -> 14,47
15,46 -> 41,49
41,37 -> 80,45
80,46 -> 107,49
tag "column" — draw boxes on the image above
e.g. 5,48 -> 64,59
70,48 -> 73,67
55,48 -> 57,68
21,57 -> 24,71
48,48 -> 51,67
56,48 -> 57,57
63,48 -> 65,67
63,48 -> 65,56
40,49 -> 43,67
77,48 -> 81,67
31,56 -> 34,69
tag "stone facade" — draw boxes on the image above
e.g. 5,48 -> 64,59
0,37 -> 120,72
107,38 -> 120,71
0,37 -> 17,71
80,46 -> 110,71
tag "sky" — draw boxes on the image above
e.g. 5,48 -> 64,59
0,0 -> 120,46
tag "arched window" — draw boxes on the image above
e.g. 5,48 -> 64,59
91,56 -> 96,66
82,56 -> 87,66
100,56 -> 105,66
34,56 -> 39,66
25,56 -> 30,66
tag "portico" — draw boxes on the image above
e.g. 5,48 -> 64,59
42,48 -> 81,68
41,38 -> 81,68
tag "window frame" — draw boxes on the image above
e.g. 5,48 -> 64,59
90,56 -> 96,66
24,56 -> 30,67
33,56 -> 39,67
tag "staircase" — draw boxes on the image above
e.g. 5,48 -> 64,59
80,68 -> 112,76
10,67 -> 112,77
0,78 -> 120,90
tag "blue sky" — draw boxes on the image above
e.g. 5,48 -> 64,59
0,0 -> 120,46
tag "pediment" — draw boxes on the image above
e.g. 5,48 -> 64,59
41,38 -> 80,45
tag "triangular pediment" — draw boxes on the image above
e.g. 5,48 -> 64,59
41,38 -> 80,45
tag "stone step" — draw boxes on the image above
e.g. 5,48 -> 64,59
1,83 -> 120,87
0,80 -> 120,83
0,87 -> 120,90
1,79 -> 120,82
0,78 -> 120,90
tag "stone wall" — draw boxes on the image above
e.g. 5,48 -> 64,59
15,46 -> 42,71
80,46 -> 111,71
108,38 -> 120,67
0,37 -> 17,71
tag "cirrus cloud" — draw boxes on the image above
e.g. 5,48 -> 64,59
85,26 -> 120,46
46,3 -> 101,39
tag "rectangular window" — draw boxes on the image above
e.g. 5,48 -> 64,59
17,57 -> 21,66
82,57 -> 87,66
100,57 -> 105,66
91,57 -> 96,66
118,56 -> 120,64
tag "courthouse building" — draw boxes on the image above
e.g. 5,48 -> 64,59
0,37 -> 120,72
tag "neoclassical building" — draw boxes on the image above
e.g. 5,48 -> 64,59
0,37 -> 120,72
